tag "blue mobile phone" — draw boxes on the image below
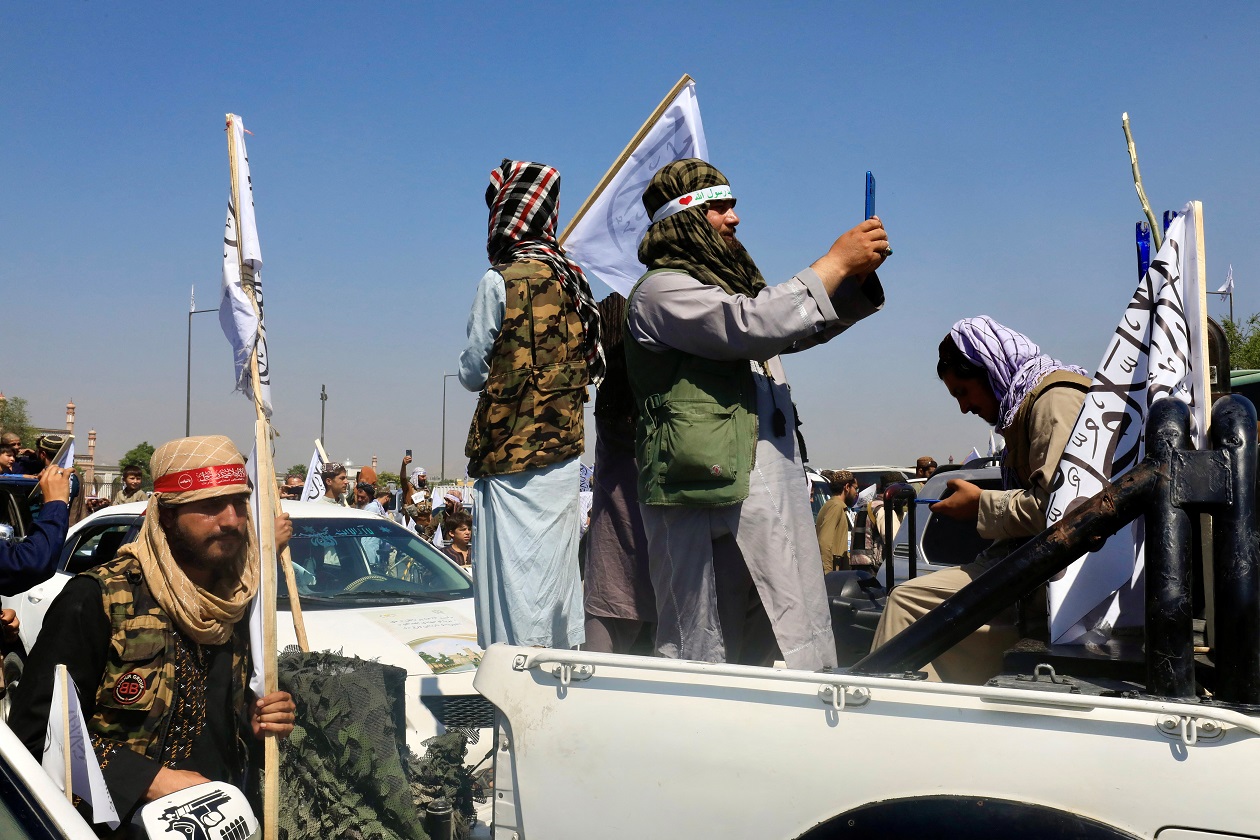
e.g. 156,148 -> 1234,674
865,171 -> 876,220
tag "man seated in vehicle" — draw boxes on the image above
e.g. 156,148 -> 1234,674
870,317 -> 1089,683
9,435 -> 296,828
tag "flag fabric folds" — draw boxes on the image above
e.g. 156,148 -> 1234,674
301,446 -> 326,502
1046,206 -> 1207,644
1217,263 -> 1234,299
54,440 -> 74,470
562,81 -> 707,295
219,114 -> 273,418
246,432 -> 268,697
42,665 -> 120,828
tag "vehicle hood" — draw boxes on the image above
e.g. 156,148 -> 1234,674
276,598 -> 483,678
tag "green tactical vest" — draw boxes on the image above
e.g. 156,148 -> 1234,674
81,555 -> 250,769
1001,370 -> 1092,489
465,259 -> 590,478
624,270 -> 758,507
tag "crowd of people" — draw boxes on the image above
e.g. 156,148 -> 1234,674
0,153 -> 1100,832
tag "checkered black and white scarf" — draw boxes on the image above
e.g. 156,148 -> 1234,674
486,159 -> 605,386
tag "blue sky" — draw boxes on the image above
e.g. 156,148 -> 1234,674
4,3 -> 1258,479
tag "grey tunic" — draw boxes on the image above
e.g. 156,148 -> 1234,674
628,266 -> 883,670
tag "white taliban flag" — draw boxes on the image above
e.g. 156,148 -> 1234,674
1047,205 -> 1208,643
561,77 -> 707,295
43,665 -> 120,829
219,114 -> 273,418
301,445 -> 326,502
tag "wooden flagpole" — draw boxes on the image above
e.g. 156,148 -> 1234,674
1122,112 -> 1163,252
58,665 -> 72,802
227,114 -> 296,840
1191,201 -> 1211,416
558,73 -> 694,246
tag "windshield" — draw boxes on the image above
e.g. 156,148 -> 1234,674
283,518 -> 472,606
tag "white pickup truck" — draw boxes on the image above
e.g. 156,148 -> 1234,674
472,398 -> 1260,840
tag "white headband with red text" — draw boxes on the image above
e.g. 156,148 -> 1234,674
650,185 -> 734,224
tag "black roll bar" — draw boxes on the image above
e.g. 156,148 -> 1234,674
882,483 -> 919,593
851,393 -> 1260,706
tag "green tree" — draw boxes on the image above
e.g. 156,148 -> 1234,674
287,463 -> 308,479
120,442 -> 157,489
0,395 -> 34,446
376,470 -> 400,489
1222,315 -> 1260,370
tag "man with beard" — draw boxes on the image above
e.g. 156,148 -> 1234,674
870,317 -> 1089,684
625,159 -> 889,670
815,470 -> 859,573
10,435 -> 295,830
459,159 -> 602,649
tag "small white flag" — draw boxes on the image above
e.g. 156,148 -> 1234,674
43,665 -> 120,828
219,114 -> 273,418
1047,205 -> 1207,643
301,446 -> 326,502
54,440 -> 74,470
963,447 -> 984,465
1216,263 -> 1234,300
562,80 -> 708,295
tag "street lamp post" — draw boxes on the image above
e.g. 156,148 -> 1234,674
441,373 -> 459,481
186,285 -> 219,437
320,384 -> 328,448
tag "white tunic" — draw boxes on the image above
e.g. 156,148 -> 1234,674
459,268 -> 585,649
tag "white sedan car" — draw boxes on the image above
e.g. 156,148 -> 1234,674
4,500 -> 494,757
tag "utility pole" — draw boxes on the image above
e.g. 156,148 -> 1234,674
441,373 -> 458,481
320,384 -> 328,449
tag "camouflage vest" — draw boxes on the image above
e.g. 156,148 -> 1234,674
465,260 -> 589,477
81,555 -> 250,767
624,270 -> 758,507
1001,370 -> 1091,489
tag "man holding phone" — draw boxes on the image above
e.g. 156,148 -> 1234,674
624,159 -> 890,670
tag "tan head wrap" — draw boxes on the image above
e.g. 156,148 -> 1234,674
114,435 -> 259,645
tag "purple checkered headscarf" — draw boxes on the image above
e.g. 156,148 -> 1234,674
950,316 -> 1087,431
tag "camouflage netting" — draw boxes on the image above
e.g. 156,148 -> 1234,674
275,650 -> 484,840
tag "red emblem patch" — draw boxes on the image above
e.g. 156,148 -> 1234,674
114,672 -> 147,706
678,196 -> 693,206
710,464 -> 722,477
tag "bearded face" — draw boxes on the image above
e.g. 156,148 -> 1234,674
160,496 -> 250,580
